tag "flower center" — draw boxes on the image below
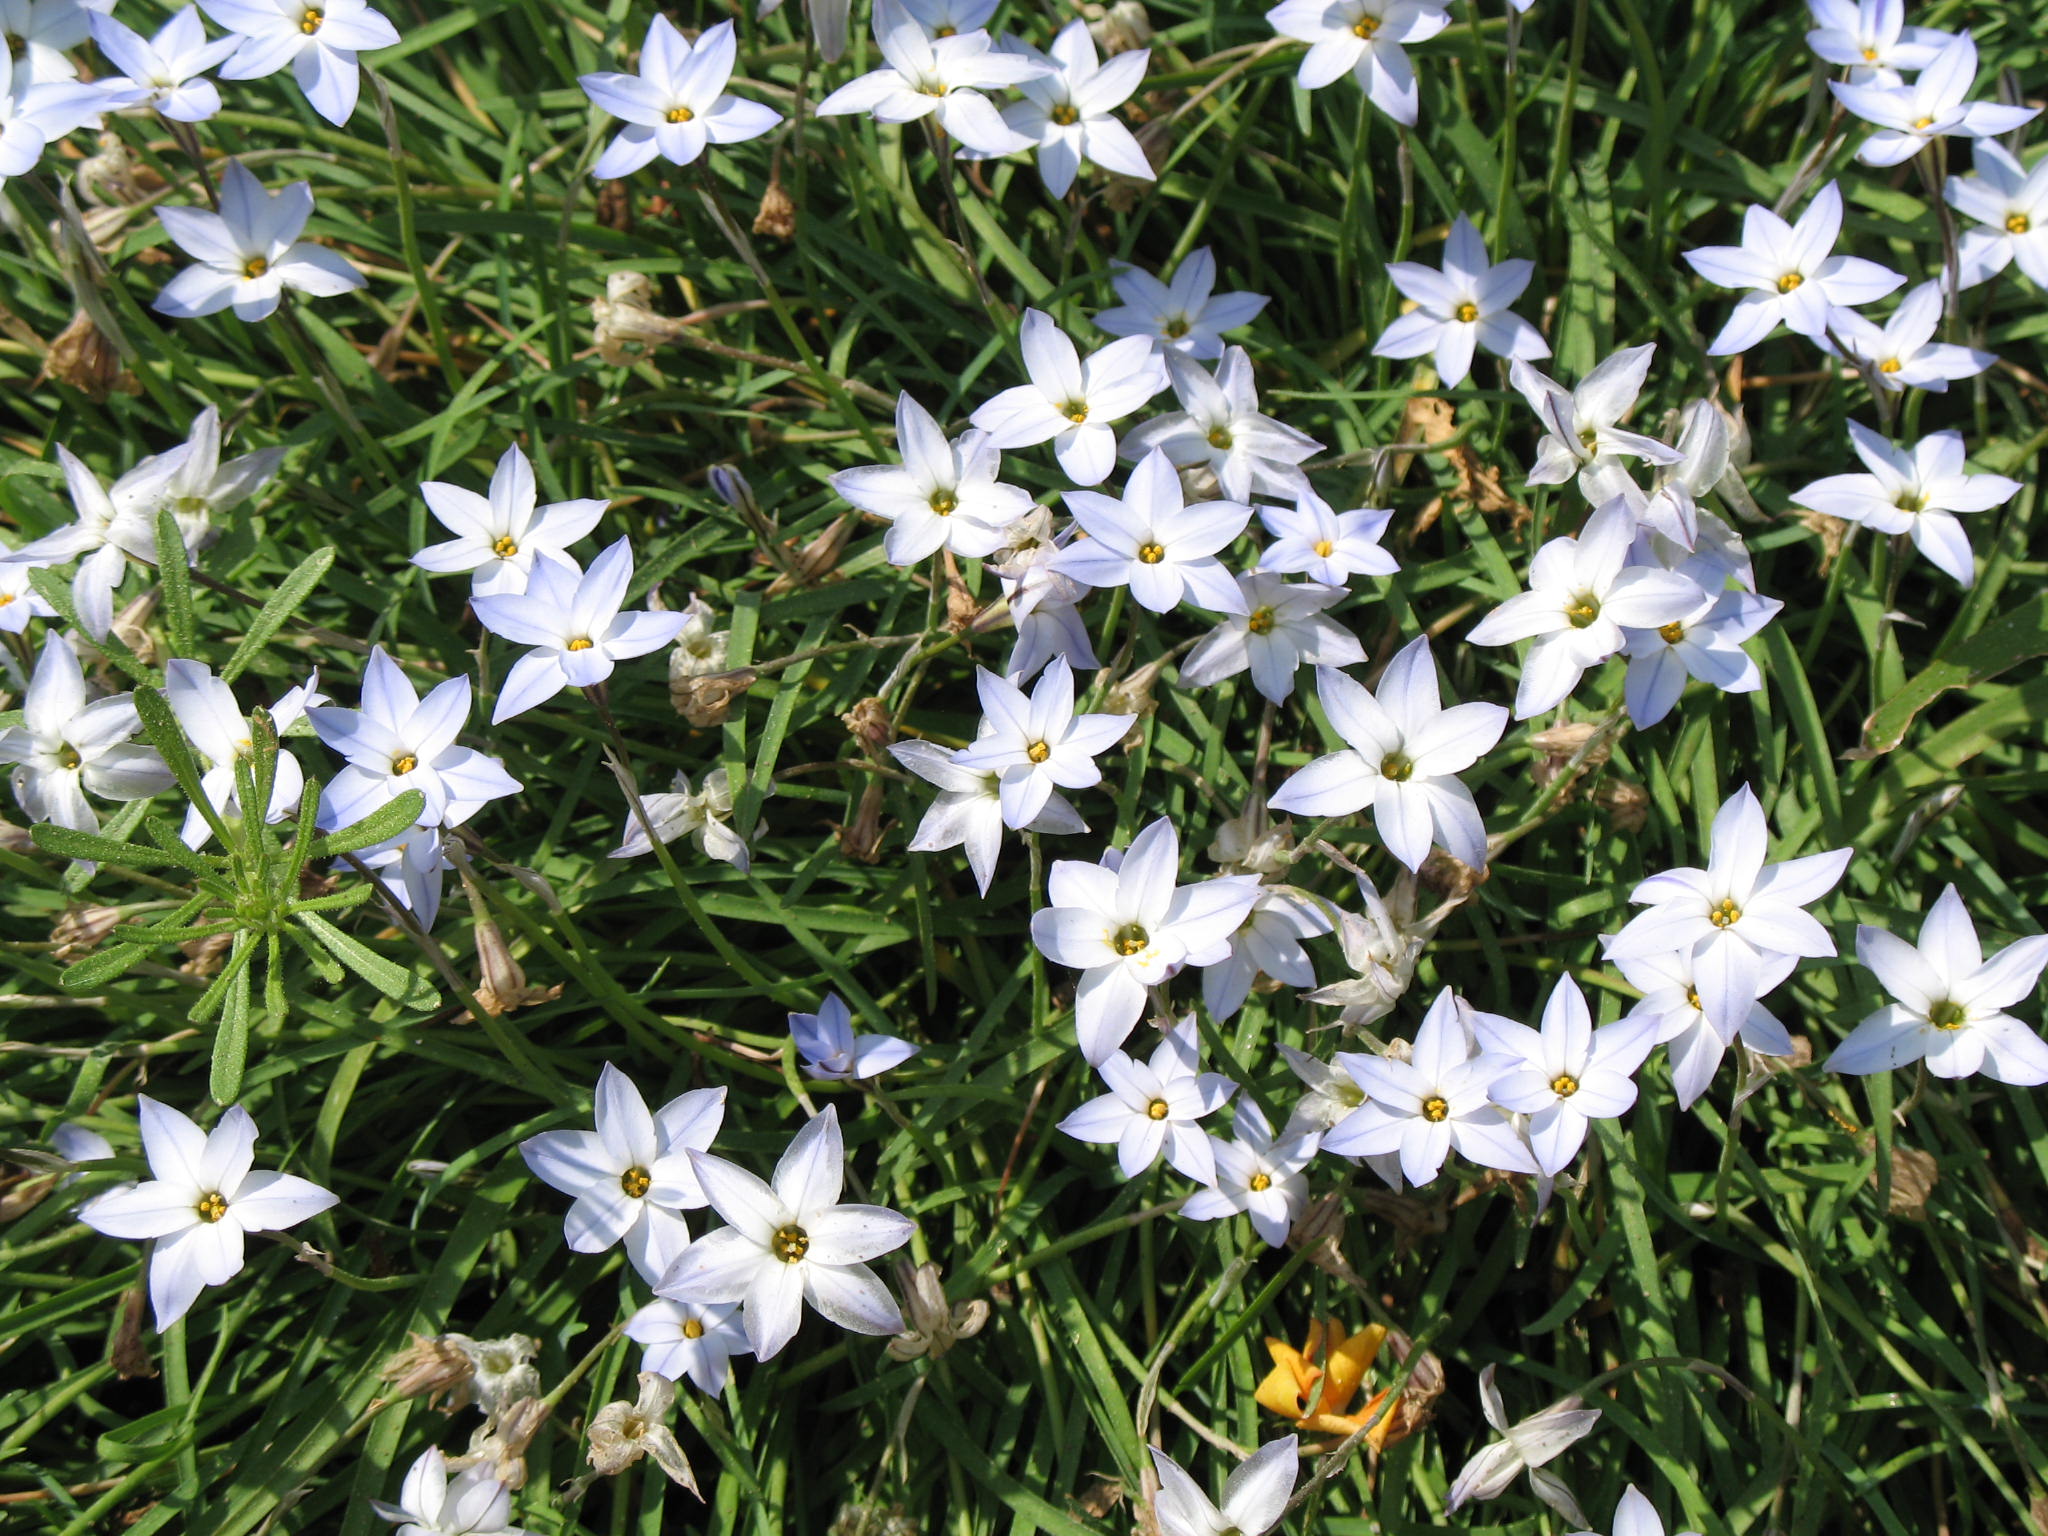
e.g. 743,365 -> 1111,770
771,1224 -> 810,1262
1777,272 -> 1803,293
1928,999 -> 1968,1031
1685,986 -> 1701,1011
683,1317 -> 705,1339
1380,752 -> 1413,782
1247,606 -> 1275,635
1658,620 -> 1685,644
0,594 -> 12,607
1566,596 -> 1601,628
1708,898 -> 1742,928
1896,492 -> 1928,513
1550,1073 -> 1580,1098
1861,46 -> 1877,61
1112,922 -> 1150,956
1146,1098 -> 1170,1121
56,744 -> 83,770
1050,103 -> 1080,126
1912,115 -> 1934,130
243,256 -> 269,279
1206,426 -> 1234,450
1136,542 -> 1166,564
929,489 -> 957,515
299,5 -> 323,32
195,1190 -> 229,1223
2008,213 -> 2032,235
1248,1171 -> 1272,1192
1454,301 -> 1479,323
1026,739 -> 1051,763
934,23 -> 956,36
1163,316 -> 1190,339
1420,1096 -> 1449,1123
567,637 -> 595,651
620,1165 -> 651,1198
1351,15 -> 1379,37
1878,357 -> 1902,373
667,105 -> 694,123
1063,401 -> 1089,424
391,753 -> 418,775
1312,538 -> 1334,557
491,534 -> 519,557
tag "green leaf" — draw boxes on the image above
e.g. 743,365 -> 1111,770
294,910 -> 439,1011
155,506 -> 196,660
1847,592 -> 2048,758
30,820 -> 209,873
309,789 -> 426,859
60,941 -> 153,990
212,948 -> 255,1105
221,546 -> 337,684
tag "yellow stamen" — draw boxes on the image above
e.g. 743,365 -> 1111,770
567,637 -> 595,651
391,753 -> 418,776
492,534 -> 519,557
243,256 -> 269,279
1247,607 -> 1275,635
1420,1096 -> 1449,1123
1929,1000 -> 1967,1031
1146,1098 -> 1170,1121
1351,16 -> 1379,38
683,1317 -> 704,1339
1550,1073 -> 1580,1098
195,1191 -> 229,1223
1778,272 -> 1804,293
1113,923 -> 1150,956
620,1166 -> 651,1198
1051,103 -> 1080,126
1379,753 -> 1412,782
929,490 -> 957,515
1658,620 -> 1685,644
666,105 -> 694,123
1136,542 -> 1166,564
1708,898 -> 1742,928
1454,301 -> 1479,323
771,1224 -> 810,1262
299,6 -> 323,32
1312,538 -> 1334,557
1026,740 -> 1051,764
1249,1172 -> 1273,1192
2007,213 -> 2032,235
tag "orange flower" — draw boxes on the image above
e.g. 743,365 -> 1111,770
1254,1318 -> 1402,1447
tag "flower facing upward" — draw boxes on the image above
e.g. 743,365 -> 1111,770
0,632 -> 173,836
1030,817 -> 1262,1063
789,993 -> 919,1081
1180,573 -> 1365,706
199,0 -> 399,125
890,736 -> 1089,894
79,1097 -> 338,1330
89,7 -> 241,122
994,19 -> 1152,199
472,539 -> 690,723
1150,1437 -> 1299,1536
1269,637 -> 1507,870
1181,1100 -> 1319,1246
1093,246 -> 1269,360
1604,785 -> 1851,1038
1373,213 -> 1547,387
1618,574 -> 1782,728
1826,280 -> 1994,394
952,656 -> 1135,828
621,1218 -> 751,1396
1055,1014 -> 1237,1183
660,1105 -> 917,1361
153,159 -> 365,322
1790,423 -> 2019,588
1119,347 -> 1322,503
1827,885 -> 2048,1085
1474,974 -> 1659,1176
580,17 -> 782,179
411,443 -> 607,598
1804,0 -> 1947,88
1256,493 -> 1398,588
1047,447 -> 1252,615
970,308 -> 1169,485
814,0 -> 1052,156
1680,181 -> 1904,354
518,1063 -> 726,1278
1946,140 -> 2048,289
1264,0 -> 1452,125
830,392 -> 1034,566
1830,31 -> 2037,167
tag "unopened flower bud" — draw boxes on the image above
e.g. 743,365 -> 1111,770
707,464 -> 757,514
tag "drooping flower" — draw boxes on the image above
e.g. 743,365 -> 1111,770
970,308 -> 1168,485
473,540 -> 689,723
1372,213 -> 1548,387
1445,1363 -> 1601,1522
660,1104 -> 916,1360
1827,884 -> 2048,1084
608,767 -> 750,872
584,1373 -> 699,1491
412,443 -> 607,597
1150,1436 -> 1299,1536
1047,447 -> 1251,615
814,0 -> 1050,156
0,632 -> 173,836
1093,246 -> 1269,360
1830,31 -> 2037,167
830,392 -> 1034,566
368,1446 -> 527,1536
78,1097 -> 338,1330
198,0 -> 400,125
518,1063 -> 725,1277
1029,817 -> 1262,1063
952,656 -> 1134,828
1946,139 -> 2048,289
1181,1100 -> 1318,1246
89,7 -> 241,122
991,19 -> 1151,199
1474,974 -> 1659,1176
1268,637 -> 1507,870
1055,1014 -> 1237,1183
1466,499 -> 1703,719
1118,348 -> 1321,502
121,405 -> 286,554
1321,988 -> 1538,1185
1509,347 -> 1684,496
3,445 -> 162,640
1789,423 -> 2020,588
308,647 -> 522,830
1256,493 -> 1398,589
580,17 -> 781,179
153,159 -> 365,322
1603,784 -> 1851,1039
1680,181 -> 1904,355
789,993 -> 918,1081
1264,0 -> 1452,125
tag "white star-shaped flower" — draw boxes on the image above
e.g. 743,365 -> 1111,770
1946,139 -> 2048,290
153,159 -> 365,322
1047,447 -> 1251,614
0,631 -> 172,835
814,0 -> 1051,156
1373,213 -> 1548,386
1056,1014 -> 1237,1183
991,19 -> 1151,199
831,391 -> 1034,565
889,736 -> 1088,895
1119,347 -> 1321,502
1790,422 -> 2019,588
1827,280 -> 1993,393
1264,0 -> 1451,125
789,993 -> 918,1081
971,308 -> 1168,485
412,443 -> 607,597
580,17 -> 782,179
1475,975 -> 1658,1176
1510,345 -> 1684,496
1178,572 -> 1364,706
1830,30 -> 2037,167
1151,1437 -> 1299,1536
1093,246 -> 1268,360
199,0 -> 399,125
952,656 -> 1133,828
1180,1100 -> 1318,1247
1255,492 -> 1398,588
